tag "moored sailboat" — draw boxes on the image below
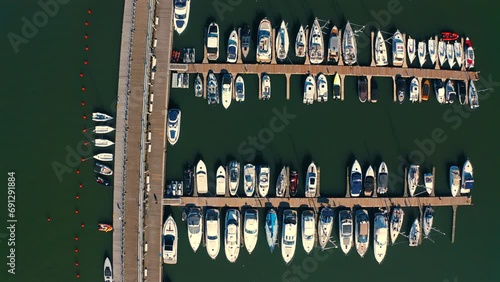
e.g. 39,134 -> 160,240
465,37 -> 475,69
276,20 -> 289,61
450,165 -> 461,197
468,80 -> 479,109
424,173 -> 434,195
94,139 -> 114,147
94,126 -> 115,134
93,153 -> 113,162
407,36 -> 416,64
295,25 -> 306,58
318,207 -> 334,250
276,166 -> 287,197
408,164 -> 419,197
446,42 -> 455,68
343,21 -> 357,65
409,219 -> 421,247
92,112 -> 113,122
389,206 -> 404,244
375,31 -> 388,66
454,41 -> 463,68
422,206 -> 434,237
418,41 -> 426,67
428,37 -> 437,65
438,40 -> 446,67
309,18 -> 324,64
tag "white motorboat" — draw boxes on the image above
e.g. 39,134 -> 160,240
446,80 -> 457,104
446,42 -> 455,68
244,209 -> 259,254
196,160 -> 208,194
94,126 -> 115,134
461,159 -> 474,194
318,207 -> 334,250
162,215 -> 178,264
173,0 -> 190,35
281,209 -> 298,264
428,37 -> 437,65
265,209 -> 278,252
377,162 -> 389,195
392,30 -> 404,67
167,109 -> 181,145
309,18 -> 324,64
409,219 -> 421,247
258,165 -> 270,197
205,208 -> 220,259
301,210 -> 315,254
465,37 -> 475,69
434,79 -> 446,104
207,71 -> 219,105
468,80 -> 479,109
424,173 -> 434,195
194,74 -> 203,97
408,164 -> 420,197
243,164 -> 255,197
235,75 -> 245,102
226,29 -> 238,63
317,74 -> 328,102
389,206 -> 404,244
454,41 -> 463,68
276,20 -> 289,61
343,21 -> 357,65
418,41 -> 427,67
364,166 -> 375,197
295,25 -> 306,58
94,139 -> 114,147
221,73 -> 233,109
206,22 -> 219,61
409,77 -> 419,103
216,166 -> 226,196
327,26 -> 340,63
104,257 -> 113,282
406,36 -> 416,64
256,18 -> 272,63
305,162 -> 317,197
333,72 -> 341,99
450,165 -> 461,197
261,74 -> 271,100
229,161 -> 240,196
438,40 -> 446,67
375,31 -> 388,66
350,160 -> 362,197
303,74 -> 316,105
187,207 -> 203,252
422,206 -> 434,237
339,210 -> 353,255
92,112 -> 113,122
94,163 -> 113,176
276,166 -> 287,197
355,209 -> 370,258
224,209 -> 241,263
373,210 -> 388,264
93,153 -> 113,162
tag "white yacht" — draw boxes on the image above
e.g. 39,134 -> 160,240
221,73 -> 233,109
434,79 -> 446,104
389,206 -> 404,244
461,160 -> 474,195
468,80 -> 479,109
343,21 -> 357,65
258,165 -> 270,197
333,72 -> 341,99
92,112 -> 113,122
373,210 -> 388,264
196,160 -> 208,194
305,162 -> 317,197
375,31 -> 388,66
355,209 -> 370,258
438,40 -> 446,67
295,25 -> 306,58
409,77 -> 419,102
422,206 -> 434,238
94,139 -> 114,147
303,74 -> 316,105
276,166 -> 287,197
94,163 -> 113,176
228,161 -> 240,196
93,153 -> 113,162
454,41 -> 463,68
276,20 -> 289,61
446,42 -> 455,68
408,164 -> 420,197
407,36 -> 416,64
227,29 -> 238,63
167,109 -> 181,145
409,219 -> 421,247
377,162 -> 389,195
261,74 -> 271,100
393,30 -> 404,67
301,210 -> 316,254
428,37 -> 437,65
309,18 -> 324,64
94,126 -> 115,134
418,41 -> 427,67
216,166 -> 226,196
327,26 -> 340,63
235,75 -> 245,102
339,210 -> 353,255
224,209 -> 241,263
450,165 -> 461,197
281,209 -> 298,264
206,22 -> 219,61
244,209 -> 259,254
187,207 -> 203,252
317,73 -> 328,102
350,160 -> 362,197
256,18 -> 272,63
104,257 -> 113,282
205,208 -> 220,259
265,209 -> 278,252
243,164 -> 256,197
194,73 -> 203,98
173,0 -> 190,35
162,215 -> 178,264
318,207 -> 334,250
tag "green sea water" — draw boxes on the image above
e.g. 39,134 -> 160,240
1,0 -> 500,282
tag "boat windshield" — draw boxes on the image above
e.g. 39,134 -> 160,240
169,130 -> 176,139
245,227 -> 257,234
308,176 -> 316,185
342,223 -> 352,235
321,215 -> 332,224
207,235 -> 218,240
163,235 -> 174,251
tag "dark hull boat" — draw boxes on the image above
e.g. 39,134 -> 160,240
290,170 -> 298,197
358,76 -> 368,103
240,25 -> 251,59
184,166 -> 194,196
96,177 -> 111,187
457,81 -> 466,105
396,76 -> 406,104
422,79 -> 430,101
371,79 -> 378,103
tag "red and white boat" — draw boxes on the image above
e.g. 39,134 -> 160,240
289,171 -> 298,197
465,37 -> 475,69
441,31 -> 459,41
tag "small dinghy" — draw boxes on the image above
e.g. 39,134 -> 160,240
92,112 -> 113,122
94,126 -> 115,134
94,139 -> 114,147
235,75 -> 245,102
93,153 -> 113,162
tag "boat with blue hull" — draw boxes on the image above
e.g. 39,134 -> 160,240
265,209 -> 278,252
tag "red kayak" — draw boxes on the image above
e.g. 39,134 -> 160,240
442,31 -> 459,41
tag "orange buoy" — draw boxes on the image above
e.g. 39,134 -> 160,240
88,9 -> 92,14
82,128 -> 86,133
76,195 -> 80,199
79,183 -> 83,188
47,217 -> 51,222
75,209 -> 79,214
81,223 -> 85,228
81,87 -> 86,91
75,262 -> 79,266
84,142 -> 88,146
75,236 -> 79,241
84,21 -> 89,26
79,73 -> 84,77
81,158 -> 85,162
76,169 -> 80,174
74,248 -> 79,253
84,34 -> 88,39
81,101 -> 85,106
85,46 -> 89,51
84,60 -> 88,65
76,274 -> 80,278
82,115 -> 87,120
